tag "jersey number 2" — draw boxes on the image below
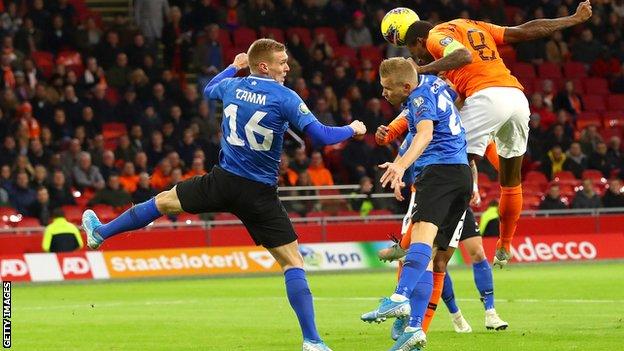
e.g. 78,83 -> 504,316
224,104 -> 274,151
437,91 -> 462,135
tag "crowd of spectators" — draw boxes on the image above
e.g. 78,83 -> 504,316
0,0 -> 623,224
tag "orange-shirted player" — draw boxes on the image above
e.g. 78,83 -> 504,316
403,1 -> 592,267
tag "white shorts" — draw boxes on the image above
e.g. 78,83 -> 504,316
460,87 -> 530,159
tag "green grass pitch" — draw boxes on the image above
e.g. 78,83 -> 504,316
12,262 -> 624,350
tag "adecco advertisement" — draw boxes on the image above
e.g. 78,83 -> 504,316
464,233 -> 624,264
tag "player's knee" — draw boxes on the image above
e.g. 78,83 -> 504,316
432,256 -> 447,273
155,189 -> 183,215
470,246 -> 486,263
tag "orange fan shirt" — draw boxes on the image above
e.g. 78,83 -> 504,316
426,19 -> 523,98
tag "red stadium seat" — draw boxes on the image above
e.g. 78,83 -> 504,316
102,122 -> 127,140
223,47 -> 240,64
582,170 -> 606,183
233,27 -> 257,48
359,46 -> 383,66
607,95 -> 624,111
510,62 -> 536,79
287,27 -> 312,47
582,95 -> 606,112
90,205 -> 116,222
576,113 -> 602,130
582,78 -> 610,95
333,46 -> 357,62
217,28 -> 233,48
31,51 -> 55,78
337,210 -> 359,217
522,181 -> 545,195
537,62 -> 562,79
261,27 -> 285,42
563,61 -> 587,79
57,50 -> 84,76
503,6 -> 521,24
517,78 -> 535,95
553,171 -> 579,185
313,27 -> 340,47
62,205 -> 85,224
524,171 -> 548,185
498,44 -> 516,63
522,195 -> 542,210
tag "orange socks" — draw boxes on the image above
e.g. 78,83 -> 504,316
485,141 -> 500,172
498,184 -> 523,251
422,271 -> 445,333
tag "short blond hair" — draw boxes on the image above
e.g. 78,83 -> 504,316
247,38 -> 286,70
379,57 -> 418,85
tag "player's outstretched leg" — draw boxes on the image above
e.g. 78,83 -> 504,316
269,241 -> 332,351
441,270 -> 472,333
83,187 -> 182,248
495,155 -> 523,268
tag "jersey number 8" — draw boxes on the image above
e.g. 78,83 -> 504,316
224,103 -> 274,151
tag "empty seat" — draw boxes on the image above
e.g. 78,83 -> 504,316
583,78 -> 610,95
233,27 -> 257,48
581,169 -> 606,183
537,62 -> 562,79
582,95 -> 606,112
607,95 -> 624,110
261,27 -> 285,42
359,45 -> 383,66
16,216 -> 42,227
563,61 -> 587,78
511,62 -> 536,79
524,170 -> 549,185
553,171 -> 578,185
305,211 -> 328,218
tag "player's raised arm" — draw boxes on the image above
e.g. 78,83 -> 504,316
202,53 -> 249,99
502,0 -> 592,43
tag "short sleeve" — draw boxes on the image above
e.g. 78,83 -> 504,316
282,90 -> 318,131
409,93 -> 439,125
478,21 -> 506,45
207,78 -> 233,100
426,29 -> 459,60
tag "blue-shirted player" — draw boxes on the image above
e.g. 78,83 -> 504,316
81,39 -> 366,351
361,58 -> 472,351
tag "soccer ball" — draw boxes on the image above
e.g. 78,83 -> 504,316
381,7 -> 420,46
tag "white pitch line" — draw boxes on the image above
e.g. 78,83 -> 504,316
17,296 -> 622,311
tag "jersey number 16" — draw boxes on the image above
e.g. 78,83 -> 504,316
224,103 -> 274,151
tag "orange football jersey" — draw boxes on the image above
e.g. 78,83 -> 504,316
426,19 -> 523,98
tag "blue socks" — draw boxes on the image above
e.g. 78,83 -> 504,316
473,259 -> 495,310
408,270 -> 433,328
96,198 -> 162,239
284,268 -> 320,342
442,270 -> 459,314
395,243 -> 432,298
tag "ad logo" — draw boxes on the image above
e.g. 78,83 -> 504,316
300,246 -> 322,268
511,237 -> 597,262
247,251 -> 276,269
0,258 -> 29,280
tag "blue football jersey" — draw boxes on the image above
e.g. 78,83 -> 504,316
406,74 -> 468,171
208,75 -> 317,185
